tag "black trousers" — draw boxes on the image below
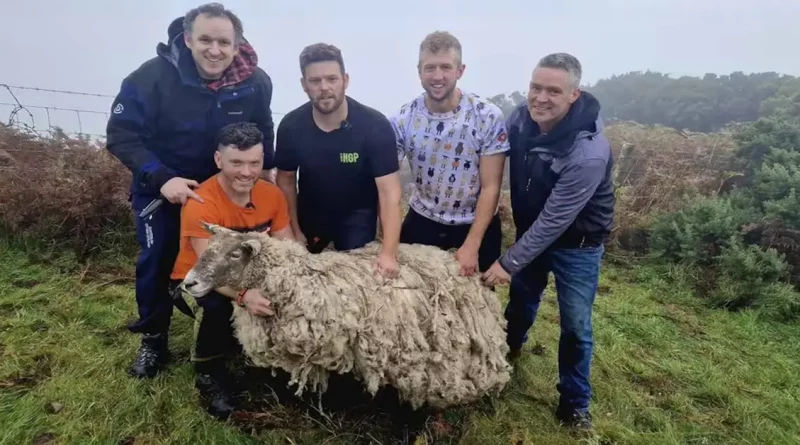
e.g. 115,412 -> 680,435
171,280 -> 240,363
399,208 -> 503,272
299,207 -> 378,254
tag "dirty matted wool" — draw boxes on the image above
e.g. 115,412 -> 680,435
183,224 -> 512,409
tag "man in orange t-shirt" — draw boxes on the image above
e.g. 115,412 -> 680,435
169,122 -> 293,420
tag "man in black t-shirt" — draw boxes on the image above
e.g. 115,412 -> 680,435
275,42 -> 403,279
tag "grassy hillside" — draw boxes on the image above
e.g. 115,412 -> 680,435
2,240 -> 799,445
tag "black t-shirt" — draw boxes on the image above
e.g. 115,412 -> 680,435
275,96 -> 399,222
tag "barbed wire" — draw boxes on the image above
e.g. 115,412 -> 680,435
0,84 -> 117,99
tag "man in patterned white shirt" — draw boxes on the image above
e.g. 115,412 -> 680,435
389,31 -> 510,276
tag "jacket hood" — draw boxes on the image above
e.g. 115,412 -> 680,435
156,16 -> 259,90
156,17 -> 187,68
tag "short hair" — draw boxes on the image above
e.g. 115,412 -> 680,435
216,122 -> 263,151
183,3 -> 244,46
419,31 -> 463,65
299,43 -> 345,77
536,53 -> 582,90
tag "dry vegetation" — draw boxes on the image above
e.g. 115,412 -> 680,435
0,124 -> 135,261
0,121 -> 737,261
602,122 -> 736,252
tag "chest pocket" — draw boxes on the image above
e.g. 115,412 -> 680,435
525,150 -> 561,193
215,85 -> 259,127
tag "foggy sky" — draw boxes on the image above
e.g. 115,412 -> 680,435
1,0 -> 798,137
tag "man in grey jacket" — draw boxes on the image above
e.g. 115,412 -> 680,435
482,53 -> 615,431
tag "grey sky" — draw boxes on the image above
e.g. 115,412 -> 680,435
1,0 -> 798,137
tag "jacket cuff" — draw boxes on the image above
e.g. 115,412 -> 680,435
148,166 -> 178,194
498,253 -> 520,276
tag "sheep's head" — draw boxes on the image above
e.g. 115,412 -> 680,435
180,222 -> 263,298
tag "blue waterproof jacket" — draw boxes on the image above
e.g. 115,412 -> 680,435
105,17 -> 275,197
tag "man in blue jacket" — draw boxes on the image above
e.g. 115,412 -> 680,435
105,3 -> 275,381
482,53 -> 615,431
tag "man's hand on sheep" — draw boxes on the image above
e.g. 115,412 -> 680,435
455,244 -> 479,277
374,251 -> 399,279
242,289 -> 275,317
160,177 -> 204,205
482,260 -> 510,287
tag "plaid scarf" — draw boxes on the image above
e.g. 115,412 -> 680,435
204,42 -> 259,91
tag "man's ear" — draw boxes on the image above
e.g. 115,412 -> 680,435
241,239 -> 261,256
456,63 -> 466,80
569,87 -> 582,104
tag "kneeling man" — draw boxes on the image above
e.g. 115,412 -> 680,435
170,121 -> 293,419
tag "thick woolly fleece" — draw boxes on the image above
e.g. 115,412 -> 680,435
183,225 -> 513,410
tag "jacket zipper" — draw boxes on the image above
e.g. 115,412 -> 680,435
525,153 -> 531,191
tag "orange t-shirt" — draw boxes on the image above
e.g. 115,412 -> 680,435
170,176 -> 291,280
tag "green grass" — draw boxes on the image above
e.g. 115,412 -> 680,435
1,241 -> 800,445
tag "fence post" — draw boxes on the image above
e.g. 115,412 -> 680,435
613,142 -> 635,188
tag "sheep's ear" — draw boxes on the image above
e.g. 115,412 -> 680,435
241,239 -> 261,256
202,221 -> 231,235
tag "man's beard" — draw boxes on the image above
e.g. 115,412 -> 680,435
311,93 -> 344,115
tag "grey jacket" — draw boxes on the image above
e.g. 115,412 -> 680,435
499,96 -> 615,275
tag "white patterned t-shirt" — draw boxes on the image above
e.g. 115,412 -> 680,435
389,91 -> 510,225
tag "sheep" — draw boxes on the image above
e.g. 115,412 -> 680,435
180,222 -> 513,410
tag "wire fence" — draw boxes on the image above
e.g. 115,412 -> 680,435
0,83 -> 287,142
1,83 -> 112,140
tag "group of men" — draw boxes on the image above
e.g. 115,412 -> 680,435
105,2 -> 615,431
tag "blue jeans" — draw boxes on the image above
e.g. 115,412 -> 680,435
504,244 -> 604,413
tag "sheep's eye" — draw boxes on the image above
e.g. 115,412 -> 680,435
229,250 -> 242,259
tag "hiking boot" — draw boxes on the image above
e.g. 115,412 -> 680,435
195,364 -> 237,420
129,333 -> 169,378
556,407 -> 593,432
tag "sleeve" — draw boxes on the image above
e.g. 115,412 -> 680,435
270,186 -> 291,232
366,115 -> 400,178
179,198 -> 223,240
274,117 -> 299,171
479,103 -> 511,157
498,157 -> 608,275
105,71 -> 177,195
253,70 -> 276,170
388,109 -> 407,163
